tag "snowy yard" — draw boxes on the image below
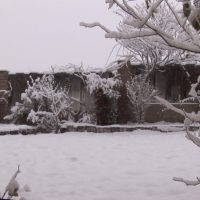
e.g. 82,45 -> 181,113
0,130 -> 200,200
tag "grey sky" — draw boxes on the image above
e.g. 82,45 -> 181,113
0,0 -> 120,73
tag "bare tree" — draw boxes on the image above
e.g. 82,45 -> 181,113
117,2 -> 200,72
80,0 -> 200,186
127,74 -> 155,123
80,0 -> 200,54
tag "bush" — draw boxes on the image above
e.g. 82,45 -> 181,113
5,74 -> 74,132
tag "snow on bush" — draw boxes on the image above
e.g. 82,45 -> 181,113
5,74 -> 74,132
85,73 -> 121,98
84,73 -> 120,125
127,74 -> 155,123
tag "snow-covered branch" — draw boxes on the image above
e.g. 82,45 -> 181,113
81,0 -> 200,54
85,72 -> 121,98
2,165 -> 20,198
138,0 -> 164,28
0,89 -> 11,104
80,22 -> 111,33
155,95 -> 200,124
185,130 -> 200,148
173,177 -> 200,186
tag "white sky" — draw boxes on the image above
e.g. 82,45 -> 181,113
0,0 -> 121,73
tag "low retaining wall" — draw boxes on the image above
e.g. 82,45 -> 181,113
0,125 -> 37,135
60,124 -> 185,133
0,123 -> 186,135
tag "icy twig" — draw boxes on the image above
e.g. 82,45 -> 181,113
80,22 -> 111,33
173,177 -> 200,186
185,130 -> 200,148
2,165 -> 21,198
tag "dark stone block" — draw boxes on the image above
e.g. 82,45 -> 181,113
111,127 -> 121,133
60,125 -> 75,133
10,130 -> 18,135
102,127 -> 112,133
76,126 -> 86,132
86,126 -> 97,133
96,127 -> 104,133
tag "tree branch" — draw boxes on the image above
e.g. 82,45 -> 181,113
185,129 -> 200,148
138,0 -> 164,28
80,22 -> 111,33
173,177 -> 200,186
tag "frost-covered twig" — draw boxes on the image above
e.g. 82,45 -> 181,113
0,90 -> 10,104
80,22 -> 111,33
81,0 -> 200,53
2,165 -> 21,198
173,177 -> 200,186
138,0 -> 164,28
185,130 -> 200,148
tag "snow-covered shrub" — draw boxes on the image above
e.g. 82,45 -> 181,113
127,74 -> 155,123
85,73 -> 120,98
94,88 -> 117,125
5,74 -> 73,132
85,73 -> 120,125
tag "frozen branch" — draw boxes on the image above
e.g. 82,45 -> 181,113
106,0 -> 115,9
138,0 -> 164,28
186,129 -> 200,148
80,22 -> 111,33
81,0 -> 200,54
105,29 -> 157,39
2,165 -> 21,198
155,96 -> 185,116
0,89 -> 11,104
173,177 -> 200,186
155,95 -> 200,123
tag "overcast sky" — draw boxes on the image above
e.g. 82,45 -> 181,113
0,0 -> 121,73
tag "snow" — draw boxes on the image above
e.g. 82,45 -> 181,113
85,72 -> 120,97
0,130 -> 200,200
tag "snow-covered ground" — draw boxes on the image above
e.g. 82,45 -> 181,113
0,130 -> 200,200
